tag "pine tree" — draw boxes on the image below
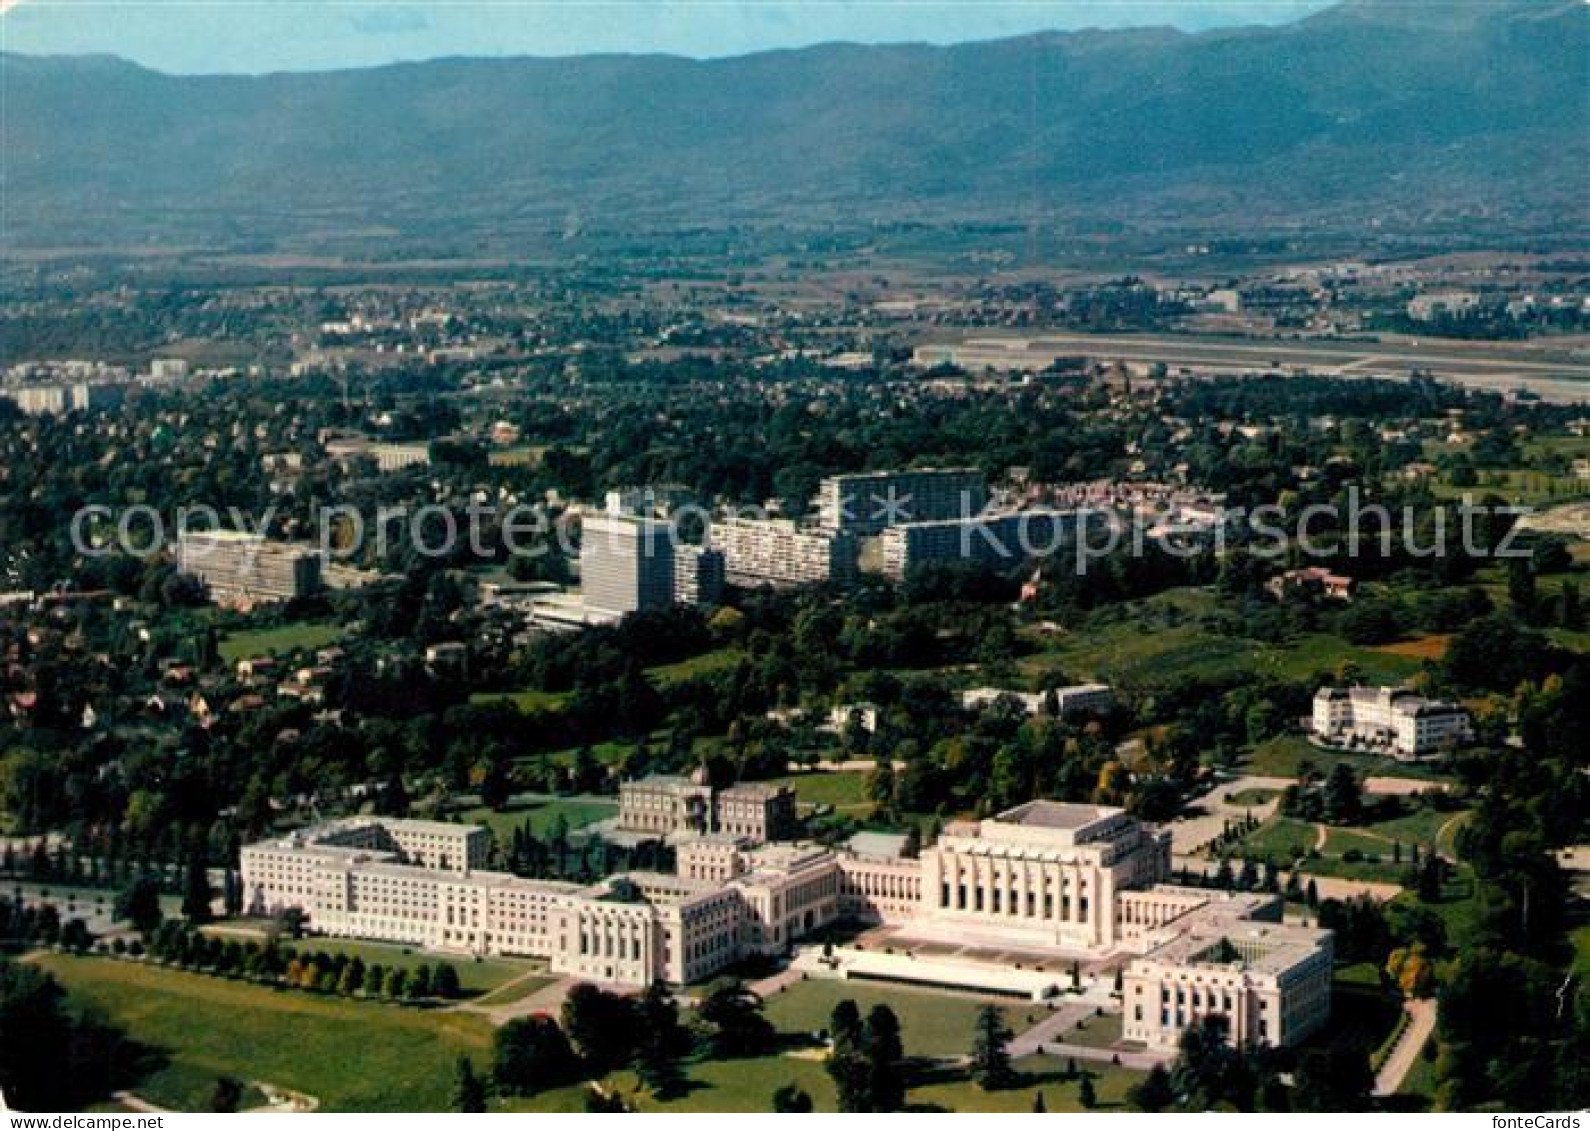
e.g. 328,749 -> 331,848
453,1056 -> 487,1113
972,1004 -> 1017,1090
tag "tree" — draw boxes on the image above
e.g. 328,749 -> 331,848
1323,763 -> 1362,825
432,962 -> 461,1000
864,1004 -> 906,1112
826,999 -> 872,1112
181,850 -> 212,922
697,978 -> 774,1057
493,1016 -> 578,1096
772,1084 -> 814,1112
1032,1091 -> 1047,1112
209,1076 -> 243,1113
562,982 -> 638,1074
1292,1039 -> 1373,1112
1078,1073 -> 1097,1109
454,1055 -> 488,1113
632,981 -> 688,1098
115,876 -> 162,934
971,1004 -> 1016,1090
1128,1063 -> 1175,1112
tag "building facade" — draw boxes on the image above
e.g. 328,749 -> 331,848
175,529 -> 323,608
616,771 -> 798,844
242,804 -> 1331,1050
580,512 -> 677,616
710,517 -> 859,588
1121,889 -> 1334,1052
816,468 -> 988,536
1311,685 -> 1473,758
879,509 -> 1080,579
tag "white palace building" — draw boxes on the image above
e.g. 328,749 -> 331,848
242,801 -> 1331,1051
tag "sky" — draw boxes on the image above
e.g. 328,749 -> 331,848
0,0 -> 1333,74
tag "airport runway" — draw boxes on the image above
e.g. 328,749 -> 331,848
922,331 -> 1590,402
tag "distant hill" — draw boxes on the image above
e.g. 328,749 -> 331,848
2,0 -> 1585,250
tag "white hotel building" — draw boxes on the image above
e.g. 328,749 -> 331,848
243,803 -> 1330,1049
1311,685 -> 1474,759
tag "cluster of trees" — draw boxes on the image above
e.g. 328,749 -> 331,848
0,959 -> 132,1110
825,999 -> 906,1112
491,978 -> 770,1104
137,922 -> 463,1002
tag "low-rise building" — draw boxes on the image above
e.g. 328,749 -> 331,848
1311,685 -> 1473,758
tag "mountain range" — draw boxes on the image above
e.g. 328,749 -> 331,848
2,0 -> 1585,251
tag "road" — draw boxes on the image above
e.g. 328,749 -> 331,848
1374,999 -> 1438,1097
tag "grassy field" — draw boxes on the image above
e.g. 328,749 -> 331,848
454,797 -> 618,840
33,953 -> 494,1112
502,1053 -> 838,1113
127,1062 -> 267,1112
1015,588 -> 1424,691
759,976 -> 1048,1059
910,1056 -> 1143,1113
646,648 -> 745,686
1233,806 -> 1459,883
469,687 -> 570,712
198,924 -> 538,995
218,621 -> 347,663
765,770 -> 872,811
1244,735 -> 1450,783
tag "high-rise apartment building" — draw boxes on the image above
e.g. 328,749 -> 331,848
580,512 -> 677,616
817,468 -> 987,535
175,529 -> 322,609
710,517 -> 858,588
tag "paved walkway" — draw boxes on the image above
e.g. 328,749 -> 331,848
1167,775 -> 1291,856
1009,998 -> 1108,1058
1373,998 -> 1437,1097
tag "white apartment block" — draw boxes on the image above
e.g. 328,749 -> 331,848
879,508 -> 1079,579
816,468 -> 988,536
175,529 -> 323,609
672,543 -> 725,606
242,804 -> 1330,1049
710,517 -> 859,588
580,512 -> 677,616
1311,685 -> 1474,758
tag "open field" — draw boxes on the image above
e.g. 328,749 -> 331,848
469,687 -> 570,711
454,797 -> 617,840
760,975 -> 1048,1059
1018,589 -> 1422,690
645,648 -> 745,686
1244,735 -> 1450,783
910,1056 -> 1143,1113
32,953 -> 494,1111
766,770 -> 872,811
218,621 -> 347,663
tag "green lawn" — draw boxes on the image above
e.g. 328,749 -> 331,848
766,770 -> 872,811
127,1062 -> 267,1112
1015,588 -> 1422,691
911,1056 -> 1143,1113
218,621 -> 347,664
1244,735 -> 1450,783
501,1054 -> 837,1113
270,935 -> 543,995
455,797 -> 618,840
33,953 -> 494,1112
469,687 -> 570,712
645,648 -> 745,686
759,976 -> 1047,1059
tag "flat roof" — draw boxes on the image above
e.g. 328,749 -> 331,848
995,800 -> 1117,831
